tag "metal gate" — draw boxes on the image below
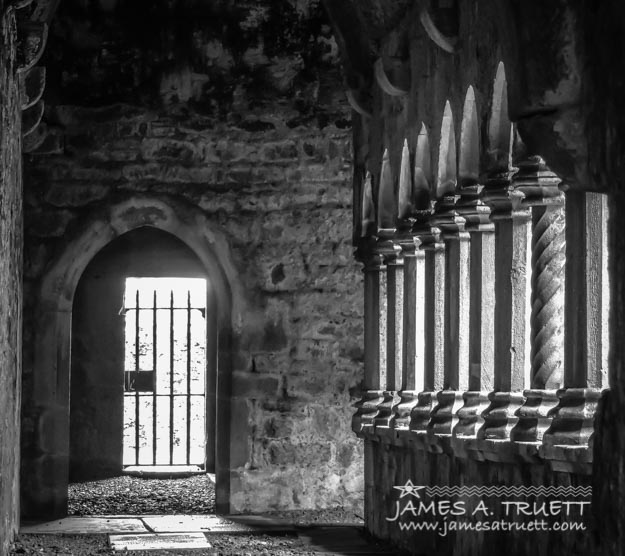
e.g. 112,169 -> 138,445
122,277 -> 207,469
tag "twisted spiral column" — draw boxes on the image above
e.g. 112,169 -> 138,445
509,156 -> 565,442
530,204 -> 565,389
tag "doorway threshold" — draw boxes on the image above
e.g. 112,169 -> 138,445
123,465 -> 206,478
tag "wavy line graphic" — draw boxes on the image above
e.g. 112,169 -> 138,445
424,486 -> 591,497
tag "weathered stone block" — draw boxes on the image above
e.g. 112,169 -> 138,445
26,209 -> 74,237
232,372 -> 281,398
44,183 -> 110,207
267,440 -> 332,466
292,338 -> 341,362
262,415 -> 294,439
229,398 -> 251,469
261,140 -> 299,161
140,138 -> 201,162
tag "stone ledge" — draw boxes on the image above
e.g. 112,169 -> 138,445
356,425 -> 592,474
352,388 -> 600,474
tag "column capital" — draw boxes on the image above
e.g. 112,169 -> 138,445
431,194 -> 469,238
456,184 -> 494,233
356,237 -> 401,269
374,237 -> 401,263
393,232 -> 420,257
514,156 -> 564,209
413,221 -> 443,251
359,250 -> 385,272
482,166 -> 531,220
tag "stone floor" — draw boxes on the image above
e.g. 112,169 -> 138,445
17,515 -> 405,555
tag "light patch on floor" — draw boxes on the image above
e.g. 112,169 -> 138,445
21,517 -> 148,534
123,465 -> 204,476
142,514 -> 257,533
109,532 -> 211,551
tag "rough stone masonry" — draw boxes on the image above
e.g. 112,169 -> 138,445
0,5 -> 24,554
20,0 -> 365,519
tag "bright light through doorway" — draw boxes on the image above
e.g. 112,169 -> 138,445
122,277 -> 207,470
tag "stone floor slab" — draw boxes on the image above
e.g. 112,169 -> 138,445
109,532 -> 211,551
142,514 -> 267,533
21,517 -> 148,534
225,514 -> 296,528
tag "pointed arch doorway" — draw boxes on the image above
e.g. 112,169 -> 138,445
22,198 -> 238,518
69,227 -> 215,480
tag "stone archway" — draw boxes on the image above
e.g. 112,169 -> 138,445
22,196 -> 244,518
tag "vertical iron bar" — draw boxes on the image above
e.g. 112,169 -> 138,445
134,288 -> 140,466
170,290 -> 175,465
186,290 -> 192,465
152,289 -> 157,466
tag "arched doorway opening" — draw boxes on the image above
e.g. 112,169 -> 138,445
69,227 -> 215,481
22,197 -> 241,518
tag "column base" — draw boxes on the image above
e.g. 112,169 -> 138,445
392,390 -> 419,445
454,390 -> 490,438
510,389 -> 560,442
478,391 -> 525,440
409,391 -> 435,431
372,391 -> 400,438
542,388 -> 602,446
352,390 -> 385,437
428,390 -> 465,435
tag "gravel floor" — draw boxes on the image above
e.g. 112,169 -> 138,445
68,474 -> 216,515
10,526 -> 405,556
12,474 -> 378,555
10,532 -> 322,555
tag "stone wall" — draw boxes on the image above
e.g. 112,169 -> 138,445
18,0 -> 366,518
0,5 -> 23,553
21,103 -> 365,515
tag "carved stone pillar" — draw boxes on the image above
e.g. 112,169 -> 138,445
393,233 -> 425,443
479,166 -> 530,442
352,244 -> 386,437
373,237 -> 402,436
409,221 -> 445,436
454,184 -> 494,440
428,194 -> 469,436
385,238 -> 404,392
543,191 -> 609,448
510,157 -> 565,442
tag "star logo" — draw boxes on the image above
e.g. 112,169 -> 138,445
393,480 -> 426,498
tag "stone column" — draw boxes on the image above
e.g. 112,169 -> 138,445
393,229 -> 427,443
373,236 -> 402,435
543,191 -> 609,448
393,138 -> 428,443
454,184 -> 495,441
352,243 -> 386,437
409,219 -> 445,436
510,157 -> 565,442
479,166 -> 531,443
351,241 -> 386,535
428,194 -> 469,436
